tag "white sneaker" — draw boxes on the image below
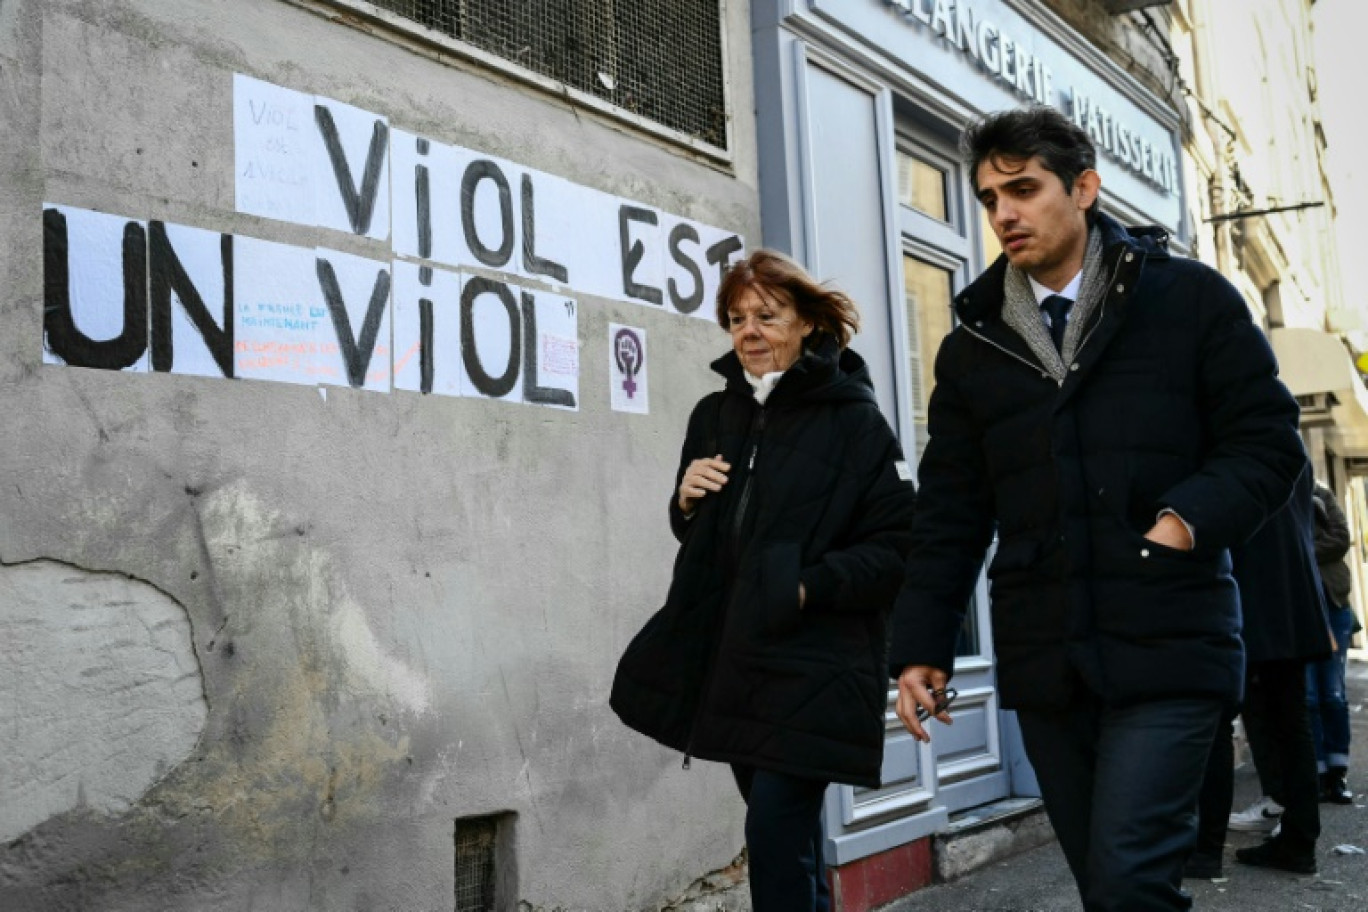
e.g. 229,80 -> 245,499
1228,796 -> 1283,832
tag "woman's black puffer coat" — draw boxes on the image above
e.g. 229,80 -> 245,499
611,337 -> 916,787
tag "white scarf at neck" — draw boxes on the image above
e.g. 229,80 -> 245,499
745,369 -> 785,405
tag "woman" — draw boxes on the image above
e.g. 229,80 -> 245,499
611,249 -> 917,911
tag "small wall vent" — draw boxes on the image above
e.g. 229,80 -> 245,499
455,815 -> 496,911
455,813 -> 513,912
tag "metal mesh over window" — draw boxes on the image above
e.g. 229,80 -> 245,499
370,1 -> 728,149
454,816 -> 497,912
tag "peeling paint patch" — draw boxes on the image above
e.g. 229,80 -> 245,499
0,560 -> 208,842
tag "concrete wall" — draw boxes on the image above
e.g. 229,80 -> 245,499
1038,0 -> 1182,112
0,1 -> 757,909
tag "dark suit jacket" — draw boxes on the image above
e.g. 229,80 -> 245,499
1231,464 -> 1333,664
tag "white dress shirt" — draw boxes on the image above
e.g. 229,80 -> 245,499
1029,271 -> 1083,332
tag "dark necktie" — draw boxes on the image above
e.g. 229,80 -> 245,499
1042,294 -> 1073,353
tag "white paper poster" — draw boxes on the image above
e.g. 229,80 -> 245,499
312,96 -> 391,241
152,221 -> 232,379
525,291 -> 579,411
391,129 -> 469,267
233,74 -> 319,227
392,261 -> 463,397
608,323 -> 648,414
460,275 -> 524,402
42,204 -> 149,372
313,248 -> 393,392
514,171 -> 576,290
661,214 -> 742,321
232,236 -> 328,386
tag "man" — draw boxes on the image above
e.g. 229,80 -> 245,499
1308,480 -> 1358,804
1190,464 -> 1331,879
890,107 -> 1304,911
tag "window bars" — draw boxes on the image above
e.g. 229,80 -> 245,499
369,1 -> 728,150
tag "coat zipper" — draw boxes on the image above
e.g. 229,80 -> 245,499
682,404 -> 768,770
729,409 -> 767,564
962,322 -> 1051,380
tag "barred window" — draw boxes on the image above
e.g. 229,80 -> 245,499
368,1 -> 729,151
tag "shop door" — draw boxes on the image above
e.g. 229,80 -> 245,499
824,128 -> 1031,867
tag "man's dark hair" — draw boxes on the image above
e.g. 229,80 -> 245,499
962,106 -> 1100,220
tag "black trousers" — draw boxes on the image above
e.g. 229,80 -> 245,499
1018,690 -> 1224,912
1194,704 -> 1238,858
731,764 -> 830,912
1195,659 -> 1319,852
1243,659 -> 1320,848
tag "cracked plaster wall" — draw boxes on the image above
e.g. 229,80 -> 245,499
0,1 -> 757,909
0,561 -> 208,844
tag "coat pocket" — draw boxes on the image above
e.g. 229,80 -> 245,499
761,541 -> 803,635
1089,523 -> 1233,640
1116,524 -> 1208,569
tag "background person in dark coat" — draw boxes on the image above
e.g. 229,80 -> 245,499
1187,464 -> 1333,879
611,249 -> 917,912
889,107 -> 1304,912
1309,480 -> 1359,803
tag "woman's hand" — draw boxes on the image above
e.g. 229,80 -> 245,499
678,455 -> 731,514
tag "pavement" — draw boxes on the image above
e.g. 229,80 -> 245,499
881,657 -> 1368,912
668,657 -> 1368,912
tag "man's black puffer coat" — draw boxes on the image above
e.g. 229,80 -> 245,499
611,337 -> 916,788
889,214 -> 1305,711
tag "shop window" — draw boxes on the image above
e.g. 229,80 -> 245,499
900,252 -> 981,657
956,602 -> 982,656
901,254 -> 953,456
979,207 -> 1003,263
366,1 -> 728,150
895,136 -> 989,662
897,150 -> 948,222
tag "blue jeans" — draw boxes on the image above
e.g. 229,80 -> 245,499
731,765 -> 830,912
1018,692 -> 1224,911
1306,605 -> 1355,771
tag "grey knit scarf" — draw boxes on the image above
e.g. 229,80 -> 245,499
1001,226 -> 1108,383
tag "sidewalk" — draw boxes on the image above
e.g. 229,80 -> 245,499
667,660 -> 1367,912
882,658 -> 1368,912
